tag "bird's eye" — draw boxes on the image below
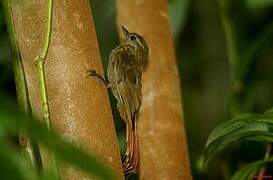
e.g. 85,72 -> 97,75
130,35 -> 136,41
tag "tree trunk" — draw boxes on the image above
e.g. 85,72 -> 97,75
8,0 -> 124,179
117,0 -> 192,179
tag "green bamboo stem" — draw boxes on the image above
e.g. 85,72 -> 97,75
36,62 -> 51,130
34,0 -> 53,130
33,0 -> 59,177
1,0 -> 41,170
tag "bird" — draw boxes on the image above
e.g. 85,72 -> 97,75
87,26 -> 149,176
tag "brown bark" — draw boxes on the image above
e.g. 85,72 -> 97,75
9,0 -> 124,179
117,0 -> 192,179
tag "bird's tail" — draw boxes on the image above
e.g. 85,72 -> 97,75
123,115 -> 139,176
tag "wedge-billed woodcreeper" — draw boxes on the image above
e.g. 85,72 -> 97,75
87,26 -> 149,176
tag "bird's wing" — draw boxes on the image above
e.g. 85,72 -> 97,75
107,47 -> 142,127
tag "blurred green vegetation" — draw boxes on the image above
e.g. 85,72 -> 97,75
1,0 -> 273,179
0,93 -> 116,180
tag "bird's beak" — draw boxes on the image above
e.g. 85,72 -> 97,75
122,26 -> 130,39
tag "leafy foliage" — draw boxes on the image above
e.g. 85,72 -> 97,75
205,108 -> 273,178
205,109 -> 273,163
0,94 -> 116,180
231,157 -> 273,180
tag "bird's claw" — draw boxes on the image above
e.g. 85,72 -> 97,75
86,69 -> 98,77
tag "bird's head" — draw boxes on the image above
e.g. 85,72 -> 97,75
122,26 -> 149,61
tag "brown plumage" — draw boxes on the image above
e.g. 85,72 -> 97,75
87,26 -> 149,176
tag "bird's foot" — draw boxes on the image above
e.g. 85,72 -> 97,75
86,69 -> 98,77
86,69 -> 109,88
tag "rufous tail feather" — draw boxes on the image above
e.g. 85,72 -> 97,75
123,119 -> 139,176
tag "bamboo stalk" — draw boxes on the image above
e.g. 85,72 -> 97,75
7,0 -> 124,179
117,0 -> 192,179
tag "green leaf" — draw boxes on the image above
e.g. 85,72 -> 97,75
205,108 -> 273,165
231,157 -> 273,180
206,113 -> 258,147
0,95 -> 116,180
